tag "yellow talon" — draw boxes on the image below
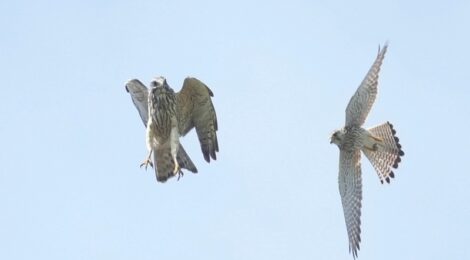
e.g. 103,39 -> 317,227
173,161 -> 180,174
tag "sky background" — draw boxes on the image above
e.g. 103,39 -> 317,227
1,0 -> 469,259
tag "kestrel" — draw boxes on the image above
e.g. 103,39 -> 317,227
330,43 -> 404,258
126,76 -> 218,182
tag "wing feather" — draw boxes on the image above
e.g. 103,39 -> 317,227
125,79 -> 149,127
339,149 -> 363,259
345,43 -> 388,127
177,77 -> 218,162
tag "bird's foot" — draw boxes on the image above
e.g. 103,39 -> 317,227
172,163 -> 180,175
173,160 -> 183,180
176,169 -> 184,181
139,158 -> 153,170
364,143 -> 381,152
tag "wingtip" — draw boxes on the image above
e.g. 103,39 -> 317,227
351,247 -> 359,260
202,150 -> 210,163
125,79 -> 131,92
202,148 -> 218,163
378,41 -> 389,57
125,78 -> 146,92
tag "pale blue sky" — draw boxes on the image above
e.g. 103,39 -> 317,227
1,0 -> 469,259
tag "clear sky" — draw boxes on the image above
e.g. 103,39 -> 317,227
1,0 -> 469,259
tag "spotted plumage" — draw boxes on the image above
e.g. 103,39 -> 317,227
330,43 -> 404,258
126,76 -> 218,183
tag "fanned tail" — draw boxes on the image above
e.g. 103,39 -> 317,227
154,144 -> 197,183
363,122 -> 404,184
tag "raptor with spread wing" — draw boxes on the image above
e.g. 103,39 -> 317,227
126,77 -> 218,182
330,43 -> 404,258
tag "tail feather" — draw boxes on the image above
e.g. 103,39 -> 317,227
177,145 -> 198,173
363,122 -> 404,184
154,144 -> 197,183
154,146 -> 171,182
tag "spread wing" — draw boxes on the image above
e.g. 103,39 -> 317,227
176,77 -> 219,162
125,79 -> 149,127
338,149 -> 363,259
345,43 -> 388,127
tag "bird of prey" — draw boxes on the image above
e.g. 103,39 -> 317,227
125,76 -> 218,182
330,43 -> 404,258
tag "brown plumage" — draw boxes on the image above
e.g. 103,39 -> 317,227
125,76 -> 218,183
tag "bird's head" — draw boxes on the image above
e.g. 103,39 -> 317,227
150,76 -> 174,94
330,129 -> 344,146
151,76 -> 168,88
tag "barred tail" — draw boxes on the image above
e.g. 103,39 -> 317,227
363,122 -> 404,184
155,144 -> 197,183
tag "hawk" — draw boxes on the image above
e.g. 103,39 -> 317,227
330,43 -> 404,258
125,76 -> 218,182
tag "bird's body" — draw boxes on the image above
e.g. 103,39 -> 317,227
149,80 -> 178,146
145,77 -> 183,181
330,43 -> 404,258
333,126 -> 385,154
126,76 -> 218,182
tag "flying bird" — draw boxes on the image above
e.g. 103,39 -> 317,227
126,77 -> 218,182
330,43 -> 404,258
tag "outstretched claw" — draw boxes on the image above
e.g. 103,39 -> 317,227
173,164 -> 180,175
176,169 -> 184,181
140,159 -> 153,169
140,152 -> 153,170
172,156 -> 183,180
